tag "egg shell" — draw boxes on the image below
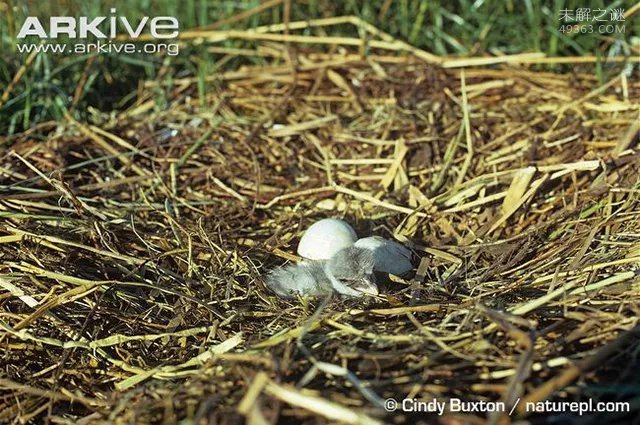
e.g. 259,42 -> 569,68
354,236 -> 413,276
297,218 -> 358,260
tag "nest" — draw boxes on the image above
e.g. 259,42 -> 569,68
1,22 -> 639,425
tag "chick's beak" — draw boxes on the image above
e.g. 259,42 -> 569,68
353,275 -> 378,296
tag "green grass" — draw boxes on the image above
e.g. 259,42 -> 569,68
0,0 -> 637,136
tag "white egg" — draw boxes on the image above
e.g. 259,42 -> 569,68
297,218 -> 358,260
354,236 -> 413,276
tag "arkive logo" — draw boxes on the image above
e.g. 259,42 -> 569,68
17,8 -> 179,39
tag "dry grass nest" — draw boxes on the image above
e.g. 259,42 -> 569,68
1,47 -> 639,424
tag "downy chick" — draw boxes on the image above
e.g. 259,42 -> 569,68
267,246 -> 377,298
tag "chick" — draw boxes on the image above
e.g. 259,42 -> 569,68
267,246 -> 377,298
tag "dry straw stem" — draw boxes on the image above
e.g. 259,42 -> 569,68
517,324 -> 640,415
1,9 -> 639,425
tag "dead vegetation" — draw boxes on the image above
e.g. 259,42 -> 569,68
1,17 -> 639,425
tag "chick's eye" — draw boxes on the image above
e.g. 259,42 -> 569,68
339,278 -> 358,285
